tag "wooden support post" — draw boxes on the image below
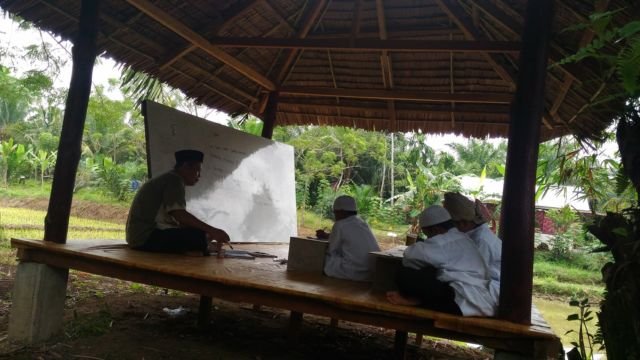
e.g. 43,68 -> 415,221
415,332 -> 423,346
8,263 -> 69,343
498,0 -> 553,324
261,91 -> 279,139
44,0 -> 101,244
393,330 -> 408,360
197,295 -> 212,328
288,311 -> 303,343
329,317 -> 339,328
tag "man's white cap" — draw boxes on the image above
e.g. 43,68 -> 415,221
419,205 -> 452,228
333,195 -> 357,212
443,192 -> 486,225
442,192 -> 486,225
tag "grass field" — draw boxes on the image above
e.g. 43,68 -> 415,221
0,207 -> 125,255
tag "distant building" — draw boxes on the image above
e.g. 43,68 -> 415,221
458,176 -> 590,235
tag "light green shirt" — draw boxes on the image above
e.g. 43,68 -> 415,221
126,171 -> 186,247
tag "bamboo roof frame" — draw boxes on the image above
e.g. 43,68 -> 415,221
0,0 -> 631,140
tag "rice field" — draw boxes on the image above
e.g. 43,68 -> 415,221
0,206 -> 125,247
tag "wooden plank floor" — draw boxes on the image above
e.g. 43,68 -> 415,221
12,238 -> 560,354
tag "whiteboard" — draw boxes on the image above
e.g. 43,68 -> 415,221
143,100 -> 297,243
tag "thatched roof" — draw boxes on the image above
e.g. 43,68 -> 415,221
0,0 -> 632,140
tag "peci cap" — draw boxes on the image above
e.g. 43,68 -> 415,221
333,195 -> 357,212
443,192 -> 485,225
175,149 -> 204,164
419,205 -> 452,228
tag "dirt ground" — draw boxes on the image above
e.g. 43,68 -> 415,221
0,198 -> 492,360
0,271 -> 492,360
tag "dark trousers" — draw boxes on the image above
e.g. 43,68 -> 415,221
134,228 -> 209,255
396,265 -> 462,315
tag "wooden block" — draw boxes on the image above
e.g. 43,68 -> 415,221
286,237 -> 328,273
371,254 -> 404,292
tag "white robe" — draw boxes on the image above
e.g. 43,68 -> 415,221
402,228 -> 497,317
466,223 -> 502,282
324,215 -> 381,282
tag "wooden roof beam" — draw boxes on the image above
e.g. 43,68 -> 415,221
279,87 -> 512,104
375,0 -> 397,131
278,101 -> 511,114
276,0 -> 329,84
205,37 -> 521,53
279,111 -> 512,126
351,0 -> 364,40
470,0 -> 587,83
259,0 -> 295,33
157,0 -> 261,71
434,0 -> 515,86
126,0 -> 276,91
309,27 -> 464,39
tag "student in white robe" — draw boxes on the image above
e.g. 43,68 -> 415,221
443,192 -> 502,283
386,205 -> 496,317
316,195 -> 381,282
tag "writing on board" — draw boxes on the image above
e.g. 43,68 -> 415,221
144,101 -> 297,243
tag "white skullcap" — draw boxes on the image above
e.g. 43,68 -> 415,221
333,195 -> 357,212
443,192 -> 485,225
419,205 -> 452,228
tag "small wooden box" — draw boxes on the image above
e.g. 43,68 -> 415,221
286,237 -> 328,273
370,246 -> 406,292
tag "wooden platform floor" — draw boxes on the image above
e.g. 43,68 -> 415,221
12,238 -> 561,357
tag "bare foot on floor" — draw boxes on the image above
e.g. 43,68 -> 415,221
386,291 -> 421,306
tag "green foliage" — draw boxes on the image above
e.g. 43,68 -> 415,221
228,115 -> 263,136
557,11 -> 640,97
346,184 -> 378,220
565,298 -> 602,360
536,137 -> 635,214
95,156 -> 132,201
535,249 -> 612,274
65,310 -> 113,338
446,138 -> 507,178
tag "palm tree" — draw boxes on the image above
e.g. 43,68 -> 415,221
447,138 -> 507,178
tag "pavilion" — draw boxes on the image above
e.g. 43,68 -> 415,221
0,0 -> 630,348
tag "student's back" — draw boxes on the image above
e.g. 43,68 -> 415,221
324,215 -> 380,282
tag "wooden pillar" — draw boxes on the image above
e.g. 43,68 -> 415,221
288,310 -> 303,342
44,0 -> 101,243
498,0 -> 553,324
393,330 -> 408,360
261,91 -> 279,139
197,296 -> 212,328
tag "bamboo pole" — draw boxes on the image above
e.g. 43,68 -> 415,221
44,0 -> 100,243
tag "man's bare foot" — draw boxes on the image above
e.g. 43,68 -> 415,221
386,291 -> 421,306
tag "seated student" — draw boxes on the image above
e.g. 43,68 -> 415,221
386,205 -> 496,317
316,195 -> 381,282
126,149 -> 230,255
443,192 -> 502,283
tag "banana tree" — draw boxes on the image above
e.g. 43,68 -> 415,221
29,149 -> 56,186
0,138 -> 27,186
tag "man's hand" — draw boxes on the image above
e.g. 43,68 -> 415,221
316,229 -> 329,239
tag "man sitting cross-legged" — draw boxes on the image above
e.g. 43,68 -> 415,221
126,149 -> 230,256
386,205 -> 496,317
316,195 -> 381,282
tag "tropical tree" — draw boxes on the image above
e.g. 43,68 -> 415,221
228,115 -> 263,136
0,138 -> 27,186
29,149 -> 56,186
447,138 -> 507,178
